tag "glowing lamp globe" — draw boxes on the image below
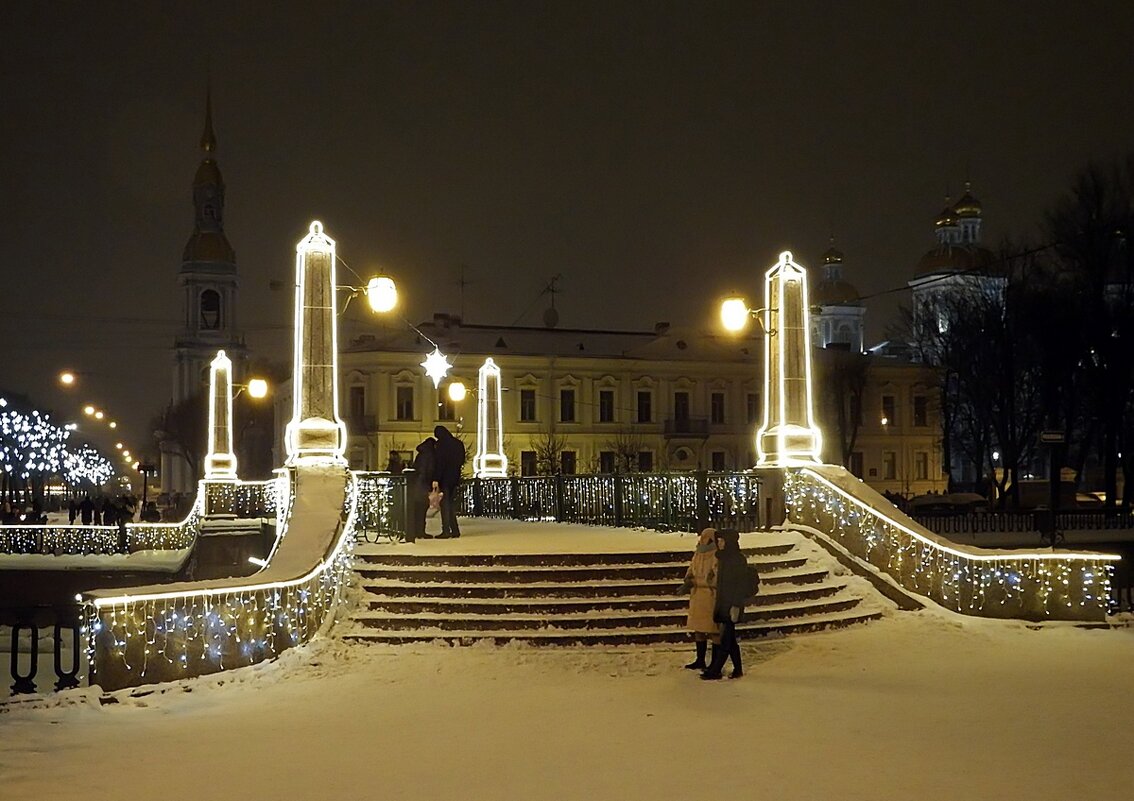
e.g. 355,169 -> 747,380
59,371 -> 75,386
366,275 -> 398,314
720,296 -> 750,332
83,405 -> 95,416
247,378 -> 269,399
448,381 -> 467,402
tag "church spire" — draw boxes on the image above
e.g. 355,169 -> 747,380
200,82 -> 216,154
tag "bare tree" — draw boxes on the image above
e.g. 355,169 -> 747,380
529,421 -> 568,475
602,426 -> 647,472
151,392 -> 208,483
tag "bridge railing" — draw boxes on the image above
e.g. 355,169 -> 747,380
81,467 -> 355,692
353,473 -> 409,539
456,471 -> 763,532
785,465 -> 1119,622
0,504 -> 202,556
912,508 -> 1134,536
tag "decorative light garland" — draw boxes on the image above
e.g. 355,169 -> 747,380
784,466 -> 1119,621
82,470 -> 357,691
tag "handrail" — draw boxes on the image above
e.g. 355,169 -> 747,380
80,466 -> 354,691
785,465 -> 1119,622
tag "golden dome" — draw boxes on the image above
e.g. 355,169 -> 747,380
914,244 -> 994,278
953,191 -> 982,217
935,205 -> 957,227
822,246 -> 844,265
183,230 -> 236,263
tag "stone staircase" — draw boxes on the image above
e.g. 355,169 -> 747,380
340,531 -> 885,646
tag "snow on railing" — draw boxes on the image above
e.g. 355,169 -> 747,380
81,468 -> 356,691
785,466 -> 1119,622
202,478 -> 280,518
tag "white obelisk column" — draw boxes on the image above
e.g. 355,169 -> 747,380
473,358 -> 508,477
756,251 -> 822,466
204,349 -> 238,479
285,221 -> 348,465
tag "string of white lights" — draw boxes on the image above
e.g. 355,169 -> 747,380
784,467 -> 1118,621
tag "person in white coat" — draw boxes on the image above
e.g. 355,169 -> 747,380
681,527 -> 720,670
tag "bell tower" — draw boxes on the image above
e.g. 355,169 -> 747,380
164,87 -> 246,493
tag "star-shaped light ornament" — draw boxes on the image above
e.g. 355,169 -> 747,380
421,348 -> 453,388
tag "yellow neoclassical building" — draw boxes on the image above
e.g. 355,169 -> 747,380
298,313 -> 946,498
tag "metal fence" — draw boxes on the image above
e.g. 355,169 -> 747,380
353,473 -> 410,539
912,509 -> 1134,536
457,471 -> 763,532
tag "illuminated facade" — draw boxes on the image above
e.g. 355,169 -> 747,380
166,89 -> 247,492
313,312 -> 945,496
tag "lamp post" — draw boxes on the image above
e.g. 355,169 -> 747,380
138,460 -> 158,517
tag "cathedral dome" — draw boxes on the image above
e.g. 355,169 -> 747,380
935,205 -> 957,227
812,278 -> 860,305
953,191 -> 982,217
914,243 -> 994,278
821,246 -> 844,265
194,158 -> 222,187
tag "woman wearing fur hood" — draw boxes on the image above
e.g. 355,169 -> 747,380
680,527 -> 720,670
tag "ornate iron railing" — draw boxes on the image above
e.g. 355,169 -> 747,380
202,478 -> 280,518
353,473 -> 409,539
458,471 -> 763,532
913,509 -> 1134,536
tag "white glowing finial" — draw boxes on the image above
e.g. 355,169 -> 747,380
755,250 -> 823,467
474,357 -> 508,478
204,349 -> 238,479
284,219 -> 348,465
421,348 -> 452,389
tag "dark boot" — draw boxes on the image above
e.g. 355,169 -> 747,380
700,644 -> 725,680
728,640 -> 743,679
684,640 -> 707,670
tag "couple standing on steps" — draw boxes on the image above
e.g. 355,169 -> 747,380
406,425 -> 465,542
682,527 -> 759,680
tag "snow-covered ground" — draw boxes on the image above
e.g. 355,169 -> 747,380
3,562 -> 1133,798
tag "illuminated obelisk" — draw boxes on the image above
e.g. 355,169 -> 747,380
473,358 -> 508,477
285,221 -> 348,465
204,349 -> 238,479
756,251 -> 822,466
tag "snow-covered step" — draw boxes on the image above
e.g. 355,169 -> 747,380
362,583 -> 848,615
353,543 -> 796,567
341,608 -> 883,646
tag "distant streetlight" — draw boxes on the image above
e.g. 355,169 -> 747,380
245,378 -> 269,399
59,371 -> 76,386
83,405 -> 96,416
366,275 -> 398,313
447,380 -> 468,403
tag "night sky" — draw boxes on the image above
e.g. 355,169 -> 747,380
3,1 -> 1133,459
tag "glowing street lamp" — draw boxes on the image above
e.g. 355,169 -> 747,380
59,371 -> 76,386
83,405 -> 96,416
246,378 -> 269,399
447,381 -> 468,403
366,275 -> 398,313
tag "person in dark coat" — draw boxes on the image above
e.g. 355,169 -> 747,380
68,498 -> 78,524
432,425 -> 465,538
701,528 -> 752,680
79,495 -> 94,525
406,437 -> 436,543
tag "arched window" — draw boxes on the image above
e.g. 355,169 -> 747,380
200,289 -> 222,330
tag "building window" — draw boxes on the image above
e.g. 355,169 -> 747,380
560,451 -> 577,475
599,451 -> 616,473
915,451 -> 929,480
637,450 -> 654,472
437,389 -> 456,421
560,389 -> 576,423
913,395 -> 928,427
396,386 -> 414,421
882,451 -> 896,480
710,392 -> 725,425
637,391 -> 652,423
599,390 -> 615,423
710,451 -> 726,471
348,385 -> 366,428
746,393 -> 760,424
200,289 -> 221,330
520,450 -> 537,476
520,389 -> 536,422
674,391 -> 690,422
848,451 -> 864,478
881,394 -> 896,427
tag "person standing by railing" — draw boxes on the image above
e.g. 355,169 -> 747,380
433,425 -> 465,539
